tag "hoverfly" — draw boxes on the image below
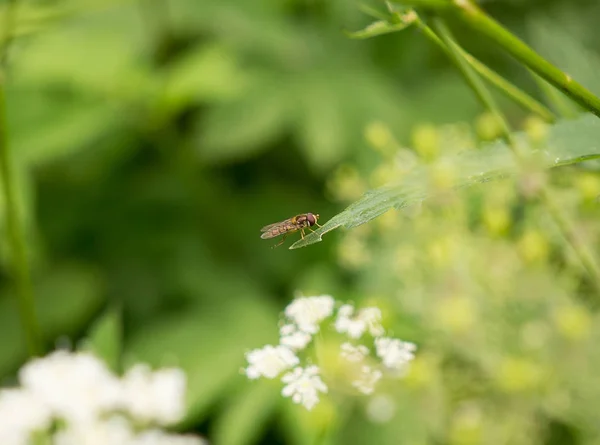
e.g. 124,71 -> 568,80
260,212 -> 321,248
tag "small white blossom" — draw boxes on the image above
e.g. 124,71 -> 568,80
0,388 -> 52,445
284,296 -> 334,334
121,365 -> 187,425
54,417 -> 208,445
360,308 -> 385,337
340,342 -> 369,362
19,350 -> 121,423
352,365 -> 382,395
281,366 -> 328,410
245,345 -> 299,379
375,337 -> 416,372
133,429 -> 208,445
279,324 -> 312,351
1,350 -> 204,445
53,416 -> 134,445
335,305 -> 384,339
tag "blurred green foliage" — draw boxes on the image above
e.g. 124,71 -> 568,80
1,0 -> 600,444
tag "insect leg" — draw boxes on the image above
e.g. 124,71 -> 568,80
300,229 -> 305,239
272,234 -> 288,249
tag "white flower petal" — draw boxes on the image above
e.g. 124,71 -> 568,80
335,305 -> 383,340
375,337 -> 417,372
340,343 -> 369,362
121,365 -> 187,426
281,366 -> 328,411
53,416 -> 134,445
0,388 -> 52,445
245,345 -> 299,380
132,429 -> 208,445
280,330 -> 312,351
284,296 -> 334,334
352,366 -> 382,395
19,350 -> 121,423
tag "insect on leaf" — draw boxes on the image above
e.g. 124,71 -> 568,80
290,114 -> 600,249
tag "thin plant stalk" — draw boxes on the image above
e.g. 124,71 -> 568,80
414,16 -> 555,122
432,18 -> 515,147
529,71 -> 580,119
391,0 -> 600,117
0,0 -> 41,355
429,17 -> 600,293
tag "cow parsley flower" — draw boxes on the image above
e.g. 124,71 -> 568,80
375,337 -> 417,372
279,324 -> 312,351
335,305 -> 384,339
132,429 -> 208,445
53,417 -> 208,445
121,365 -> 187,425
284,295 -> 334,334
53,416 -> 134,445
0,388 -> 52,445
244,345 -> 299,379
281,366 -> 328,411
244,294 -> 418,412
340,342 -> 370,362
19,350 -> 122,423
0,350 -> 206,445
352,365 -> 383,395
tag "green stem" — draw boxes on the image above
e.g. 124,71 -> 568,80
427,16 -> 600,294
431,18 -> 515,147
393,0 -> 600,117
453,1 -> 600,117
0,0 -> 41,356
414,16 -> 555,123
529,71 -> 580,119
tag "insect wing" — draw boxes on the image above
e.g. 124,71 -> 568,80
260,220 -> 285,233
260,218 -> 298,239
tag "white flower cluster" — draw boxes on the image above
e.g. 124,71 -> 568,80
0,350 -> 206,445
244,295 -> 417,411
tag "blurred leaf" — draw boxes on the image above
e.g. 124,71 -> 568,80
345,19 -> 413,40
212,380 -> 281,445
296,75 -> 347,172
80,305 -> 122,372
162,43 -> 247,112
8,92 -> 118,166
291,114 -> 600,249
528,16 -> 600,98
124,279 -> 278,425
0,265 -> 104,377
197,75 -> 292,163
356,2 -> 390,21
11,21 -> 141,93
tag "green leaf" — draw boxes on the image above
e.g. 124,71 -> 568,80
345,19 -> 413,40
296,76 -> 347,172
8,94 -> 118,166
162,43 -> 247,112
80,306 -> 122,372
124,292 -> 278,425
290,114 -> 600,249
0,265 -> 104,377
197,75 -> 291,164
212,380 -> 281,445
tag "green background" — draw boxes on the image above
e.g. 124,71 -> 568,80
2,0 -> 600,444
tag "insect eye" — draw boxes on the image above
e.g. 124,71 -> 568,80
307,214 -> 316,225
